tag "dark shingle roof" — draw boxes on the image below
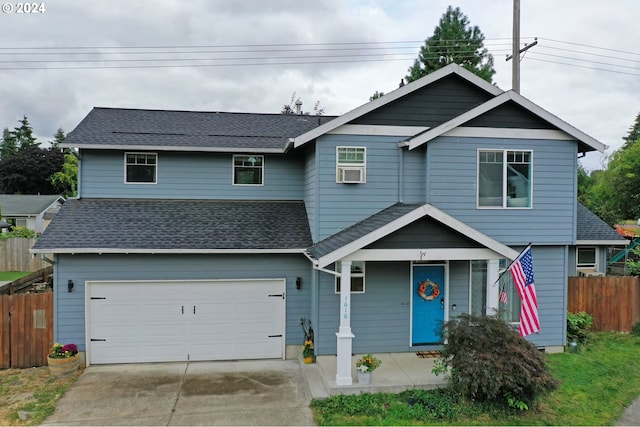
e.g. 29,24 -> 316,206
63,107 -> 337,152
307,203 -> 422,259
577,202 -> 626,243
32,198 -> 312,253
0,194 -> 63,216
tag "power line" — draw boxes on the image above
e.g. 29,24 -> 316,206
524,57 -> 640,77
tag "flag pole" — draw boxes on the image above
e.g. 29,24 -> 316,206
494,242 -> 533,285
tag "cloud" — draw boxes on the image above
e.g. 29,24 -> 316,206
0,0 -> 637,172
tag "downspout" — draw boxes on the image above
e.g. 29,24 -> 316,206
398,145 -> 404,204
40,254 -> 55,265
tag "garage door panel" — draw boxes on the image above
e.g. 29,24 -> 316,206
88,279 -> 285,364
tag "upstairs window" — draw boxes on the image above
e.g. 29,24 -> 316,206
335,261 -> 365,293
336,146 -> 366,183
478,150 -> 531,208
233,155 -> 263,185
125,153 -> 157,184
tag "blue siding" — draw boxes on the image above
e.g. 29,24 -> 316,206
80,150 -> 305,200
528,246 -> 568,347
317,262 -> 411,355
448,261 -> 470,315
315,134 -> 405,240
54,254 -> 312,351
303,145 -> 318,241
426,136 -> 577,245
315,249 -> 567,354
402,147 -> 426,203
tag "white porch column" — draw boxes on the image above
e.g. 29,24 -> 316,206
336,260 -> 355,386
486,258 -> 500,316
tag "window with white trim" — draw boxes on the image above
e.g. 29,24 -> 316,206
577,247 -> 597,270
125,153 -> 157,184
336,146 -> 366,183
7,218 -> 27,228
478,150 -> 531,208
334,261 -> 365,293
497,259 -> 520,324
470,260 -> 487,316
233,155 -> 263,185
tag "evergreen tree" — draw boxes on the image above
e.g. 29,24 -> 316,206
0,128 -> 18,159
406,6 -> 495,83
12,115 -> 39,151
50,128 -> 66,149
621,112 -> 640,150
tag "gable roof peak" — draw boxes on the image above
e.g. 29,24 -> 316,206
293,63 -> 504,148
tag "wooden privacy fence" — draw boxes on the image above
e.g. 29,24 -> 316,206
568,276 -> 640,333
0,238 -> 48,271
0,292 -> 53,368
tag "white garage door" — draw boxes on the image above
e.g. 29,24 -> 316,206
86,279 -> 286,365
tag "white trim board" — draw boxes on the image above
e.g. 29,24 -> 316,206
314,203 -> 519,268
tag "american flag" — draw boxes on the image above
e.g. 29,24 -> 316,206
499,288 -> 508,304
509,246 -> 539,337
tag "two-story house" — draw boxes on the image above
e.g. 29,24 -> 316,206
32,64 -> 617,386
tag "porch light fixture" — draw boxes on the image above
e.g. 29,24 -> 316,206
451,304 -> 457,311
67,280 -> 74,293
296,277 -> 302,290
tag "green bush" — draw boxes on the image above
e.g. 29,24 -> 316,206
0,226 -> 36,240
567,311 -> 593,344
436,314 -> 558,407
632,322 -> 640,336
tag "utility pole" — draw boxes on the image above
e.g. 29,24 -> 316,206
512,0 -> 520,93
507,0 -> 537,93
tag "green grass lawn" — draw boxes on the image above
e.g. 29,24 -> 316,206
0,271 -> 31,282
311,333 -> 640,425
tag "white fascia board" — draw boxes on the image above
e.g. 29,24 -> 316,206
29,248 -> 307,255
444,127 -> 575,141
293,64 -> 504,148
316,206 -> 430,268
327,124 -> 429,137
60,143 -> 284,154
408,91 -> 607,153
344,248 -> 505,262
316,203 -> 520,268
576,240 -> 628,246
508,91 -> 607,152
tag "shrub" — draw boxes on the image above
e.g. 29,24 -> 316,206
567,311 -> 593,344
632,322 -> 640,336
436,313 -> 558,407
0,226 -> 36,240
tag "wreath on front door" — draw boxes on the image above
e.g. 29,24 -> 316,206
417,280 -> 440,301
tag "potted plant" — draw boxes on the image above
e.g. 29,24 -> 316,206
47,342 -> 80,378
355,354 -> 381,384
302,340 -> 315,363
301,318 -> 315,364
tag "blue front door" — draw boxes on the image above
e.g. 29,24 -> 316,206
411,264 -> 445,345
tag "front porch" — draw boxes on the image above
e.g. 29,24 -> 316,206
301,352 -> 447,398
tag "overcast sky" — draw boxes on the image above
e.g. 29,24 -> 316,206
1,0 -> 638,171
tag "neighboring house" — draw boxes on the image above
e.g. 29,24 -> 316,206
0,194 -> 65,234
573,203 -> 627,276
33,64 -> 611,384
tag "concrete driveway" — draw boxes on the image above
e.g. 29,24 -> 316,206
42,359 -> 315,426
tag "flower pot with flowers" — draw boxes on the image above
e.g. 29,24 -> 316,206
47,343 -> 80,378
302,340 -> 315,363
356,354 -> 381,384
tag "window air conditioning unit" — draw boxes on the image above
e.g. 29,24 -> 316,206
338,167 -> 365,184
578,270 -> 605,277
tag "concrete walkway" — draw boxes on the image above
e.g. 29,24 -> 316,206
302,352 -> 446,398
616,395 -> 640,426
